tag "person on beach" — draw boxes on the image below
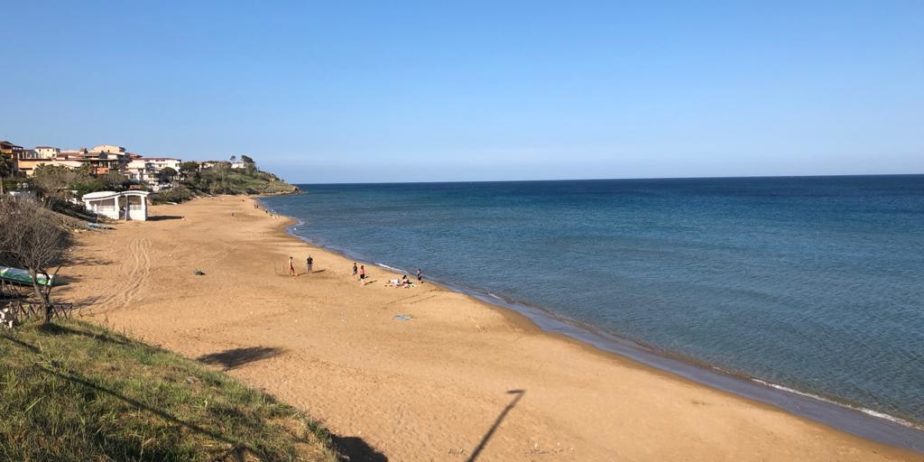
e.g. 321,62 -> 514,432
359,265 -> 366,285
416,268 -> 423,283
306,255 -> 314,273
288,256 -> 296,277
352,262 -> 358,278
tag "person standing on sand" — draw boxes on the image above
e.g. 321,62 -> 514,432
416,268 -> 423,283
288,256 -> 296,277
306,255 -> 314,274
352,262 -> 358,278
359,265 -> 366,285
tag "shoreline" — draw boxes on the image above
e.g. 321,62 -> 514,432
64,196 -> 921,460
262,196 -> 924,453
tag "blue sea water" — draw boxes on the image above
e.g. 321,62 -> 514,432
261,176 -> 924,426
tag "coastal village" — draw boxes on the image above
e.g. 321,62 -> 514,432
0,138 -> 285,221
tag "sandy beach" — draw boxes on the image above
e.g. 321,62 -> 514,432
58,196 -> 917,461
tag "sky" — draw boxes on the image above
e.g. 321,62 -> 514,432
1,1 -> 922,183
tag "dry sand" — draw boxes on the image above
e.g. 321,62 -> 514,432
59,196 -> 918,461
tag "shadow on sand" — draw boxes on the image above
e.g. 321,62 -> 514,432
147,215 -> 184,221
466,389 -> 526,462
196,346 -> 284,371
331,435 -> 388,462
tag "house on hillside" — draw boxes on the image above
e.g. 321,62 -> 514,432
1,141 -> 26,175
1,140 -> 24,173
78,150 -> 129,175
0,140 -> 23,158
16,149 -> 38,160
15,156 -> 83,177
35,146 -> 60,159
89,144 -> 126,154
125,156 -> 181,187
148,157 -> 181,172
125,156 -> 149,183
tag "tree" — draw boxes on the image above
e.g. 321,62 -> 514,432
101,171 -> 129,190
179,161 -> 200,179
0,155 -> 13,185
229,155 -> 237,163
239,155 -> 257,175
0,196 -> 73,324
157,167 -> 178,184
32,164 -> 84,205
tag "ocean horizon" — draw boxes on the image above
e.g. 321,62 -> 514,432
261,174 -> 924,430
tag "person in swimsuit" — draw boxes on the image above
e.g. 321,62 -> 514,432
352,262 -> 358,278
416,268 -> 423,283
306,255 -> 314,273
359,265 -> 366,285
288,256 -> 296,277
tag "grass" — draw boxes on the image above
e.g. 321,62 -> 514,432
0,319 -> 338,462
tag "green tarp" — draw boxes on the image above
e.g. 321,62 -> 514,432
0,266 -> 55,287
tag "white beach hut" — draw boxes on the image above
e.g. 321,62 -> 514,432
83,190 -> 150,221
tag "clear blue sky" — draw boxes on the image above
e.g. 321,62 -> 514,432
1,1 -> 922,183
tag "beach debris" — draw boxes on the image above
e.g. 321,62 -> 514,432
0,307 -> 15,329
193,269 -> 206,276
393,314 -> 414,321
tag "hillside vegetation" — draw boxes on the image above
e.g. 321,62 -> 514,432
154,161 -> 298,204
0,320 -> 337,462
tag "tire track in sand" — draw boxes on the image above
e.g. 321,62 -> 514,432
94,238 -> 152,313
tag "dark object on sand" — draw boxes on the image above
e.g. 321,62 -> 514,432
194,269 -> 206,276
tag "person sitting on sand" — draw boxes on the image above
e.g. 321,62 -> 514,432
288,256 -> 296,277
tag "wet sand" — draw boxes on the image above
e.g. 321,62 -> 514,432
60,196 -> 918,461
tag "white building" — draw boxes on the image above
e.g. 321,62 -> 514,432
34,146 -> 60,159
125,158 -> 152,183
124,157 -> 181,186
147,157 -> 181,173
83,190 -> 150,221
16,149 -> 39,159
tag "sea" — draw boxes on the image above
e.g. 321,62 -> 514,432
261,175 -> 924,445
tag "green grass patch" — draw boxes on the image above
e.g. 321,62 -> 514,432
0,320 -> 338,461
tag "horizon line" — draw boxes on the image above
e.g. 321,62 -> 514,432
289,172 -> 924,186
